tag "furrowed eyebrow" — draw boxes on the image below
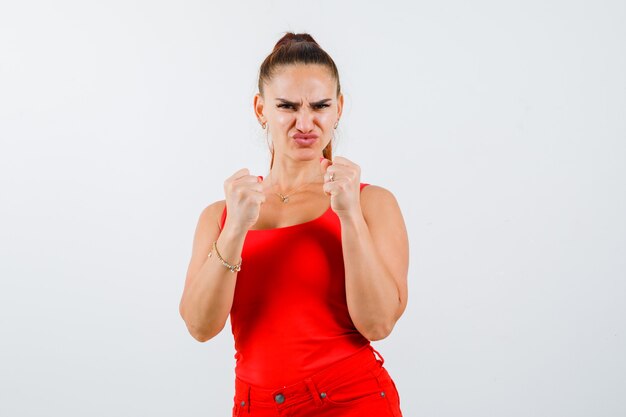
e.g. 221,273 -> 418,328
275,98 -> 332,106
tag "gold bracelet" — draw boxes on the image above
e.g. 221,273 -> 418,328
208,241 -> 241,273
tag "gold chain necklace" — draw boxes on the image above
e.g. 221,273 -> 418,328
268,172 -> 323,203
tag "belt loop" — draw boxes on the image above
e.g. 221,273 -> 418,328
304,378 -> 323,406
371,345 -> 385,366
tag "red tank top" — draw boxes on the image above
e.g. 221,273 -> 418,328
219,181 -> 371,388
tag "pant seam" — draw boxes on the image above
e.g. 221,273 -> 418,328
375,370 -> 400,417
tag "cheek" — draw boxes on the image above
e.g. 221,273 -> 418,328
274,113 -> 293,125
318,112 -> 335,125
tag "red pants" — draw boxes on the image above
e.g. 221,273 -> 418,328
232,345 -> 403,417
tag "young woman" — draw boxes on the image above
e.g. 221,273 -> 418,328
179,32 -> 409,417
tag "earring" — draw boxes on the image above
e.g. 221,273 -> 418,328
261,121 -> 267,129
334,121 -> 339,129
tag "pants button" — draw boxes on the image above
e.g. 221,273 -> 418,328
240,401 -> 246,406
275,393 -> 285,404
320,392 -> 327,399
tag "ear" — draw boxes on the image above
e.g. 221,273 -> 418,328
336,93 -> 344,120
253,93 -> 265,122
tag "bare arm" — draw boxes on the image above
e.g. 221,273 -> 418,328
340,185 -> 409,341
178,201 -> 247,342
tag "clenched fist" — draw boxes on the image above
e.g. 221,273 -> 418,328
223,168 -> 265,232
320,156 -> 362,219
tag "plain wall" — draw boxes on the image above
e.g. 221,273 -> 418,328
1,0 -> 624,416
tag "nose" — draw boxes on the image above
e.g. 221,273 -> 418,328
295,107 -> 316,132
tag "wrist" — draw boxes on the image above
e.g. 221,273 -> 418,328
337,207 -> 366,227
209,241 -> 241,273
221,221 -> 249,240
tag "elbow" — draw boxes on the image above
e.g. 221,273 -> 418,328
184,319 -> 218,343
179,303 -> 221,343
363,321 -> 394,342
367,297 -> 405,341
367,329 -> 391,342
191,330 -> 212,343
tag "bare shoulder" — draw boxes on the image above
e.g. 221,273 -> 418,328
360,184 -> 402,218
198,199 -> 227,231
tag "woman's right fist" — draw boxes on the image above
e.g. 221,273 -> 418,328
223,168 -> 265,232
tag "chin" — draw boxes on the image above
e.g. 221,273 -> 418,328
291,148 -> 321,160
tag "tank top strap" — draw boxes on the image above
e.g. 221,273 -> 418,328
360,182 -> 370,191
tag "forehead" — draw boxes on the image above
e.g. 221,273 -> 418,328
265,64 -> 336,98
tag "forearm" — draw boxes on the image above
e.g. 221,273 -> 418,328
340,211 -> 401,341
180,225 -> 246,341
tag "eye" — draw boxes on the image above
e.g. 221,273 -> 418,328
315,104 -> 330,109
277,103 -> 294,109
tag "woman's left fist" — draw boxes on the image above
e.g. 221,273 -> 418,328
320,156 -> 362,218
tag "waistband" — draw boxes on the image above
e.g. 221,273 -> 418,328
234,344 -> 386,411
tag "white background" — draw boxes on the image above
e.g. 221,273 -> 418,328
1,1 -> 625,416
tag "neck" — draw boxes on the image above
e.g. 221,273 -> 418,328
266,155 -> 324,190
